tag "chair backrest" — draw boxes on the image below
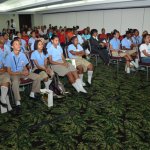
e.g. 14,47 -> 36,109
137,46 -> 142,63
87,40 -> 92,52
25,51 -> 34,70
64,46 -> 69,58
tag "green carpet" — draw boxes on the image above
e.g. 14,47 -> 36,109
0,62 -> 150,150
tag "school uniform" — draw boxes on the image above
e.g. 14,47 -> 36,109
5,51 -> 41,101
20,39 -> 26,53
110,38 -> 136,57
28,37 -> 36,51
46,41 -> 52,49
77,34 -> 84,45
31,50 -> 50,80
5,40 -> 11,49
82,34 -> 91,40
0,54 -> 12,113
0,52 -> 11,84
139,43 -> 150,63
47,44 -> 76,76
132,36 -> 142,45
121,37 -> 132,49
67,44 -> 91,72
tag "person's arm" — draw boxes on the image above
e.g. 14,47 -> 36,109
69,50 -> 85,57
33,59 -> 46,71
142,50 -> 150,57
48,55 -> 66,66
7,66 -> 29,76
0,67 -> 7,74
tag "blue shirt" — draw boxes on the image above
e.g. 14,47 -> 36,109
5,40 -> 11,48
121,37 -> 132,49
47,45 -> 63,62
28,37 -> 36,51
0,54 -> 5,69
132,36 -> 142,45
46,41 -> 52,49
0,45 -> 11,65
5,51 -> 29,72
110,38 -> 120,50
31,50 -> 48,67
20,39 -> 26,52
82,34 -> 91,40
67,44 -> 83,59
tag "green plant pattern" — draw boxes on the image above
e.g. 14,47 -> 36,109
0,63 -> 150,150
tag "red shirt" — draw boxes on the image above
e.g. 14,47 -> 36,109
22,35 -> 29,45
59,33 -> 66,44
99,34 -> 107,40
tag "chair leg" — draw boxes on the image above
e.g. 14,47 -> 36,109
95,56 -> 98,66
146,67 -> 149,81
117,60 -> 119,75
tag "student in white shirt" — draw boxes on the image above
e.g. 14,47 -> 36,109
139,34 -> 150,63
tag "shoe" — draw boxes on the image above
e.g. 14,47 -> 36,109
30,93 -> 41,100
15,106 -> 22,115
0,101 -> 8,108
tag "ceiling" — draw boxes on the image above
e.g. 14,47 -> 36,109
0,0 -> 149,14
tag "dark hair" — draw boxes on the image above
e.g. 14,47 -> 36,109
112,29 -> 119,35
126,31 -> 131,35
10,38 -> 20,51
34,40 -> 47,55
31,30 -> 35,35
90,29 -> 98,36
71,36 -> 78,43
142,34 -> 150,43
51,35 -> 59,40
133,29 -> 139,33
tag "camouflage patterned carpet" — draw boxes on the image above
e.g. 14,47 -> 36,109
0,61 -> 150,150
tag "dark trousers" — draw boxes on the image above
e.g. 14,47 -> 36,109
91,48 -> 109,64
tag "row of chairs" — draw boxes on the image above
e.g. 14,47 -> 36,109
87,40 -> 150,80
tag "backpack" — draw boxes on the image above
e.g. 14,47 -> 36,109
49,73 -> 66,96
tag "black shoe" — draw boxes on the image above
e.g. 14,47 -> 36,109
15,106 -> 22,115
86,82 -> 92,87
0,101 -> 8,108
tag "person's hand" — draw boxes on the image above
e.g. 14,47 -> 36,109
21,70 -> 29,76
45,68 -> 51,74
62,62 -> 68,67
100,43 -> 105,47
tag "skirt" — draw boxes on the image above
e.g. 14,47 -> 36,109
51,63 -> 76,76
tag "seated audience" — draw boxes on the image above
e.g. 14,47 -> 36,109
139,34 -> 150,63
82,28 -> 91,41
22,30 -> 29,45
31,40 -> 54,90
3,33 -> 11,49
132,29 -> 142,46
16,32 -> 26,52
99,28 -> 107,41
90,29 -> 109,65
121,31 -> 134,50
110,30 -> 138,73
68,36 -> 93,85
0,37 -> 12,113
28,31 -> 36,51
47,35 -> 87,93
73,29 -> 84,45
5,39 -> 42,113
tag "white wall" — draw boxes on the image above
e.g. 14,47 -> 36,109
43,8 -> 149,34
31,14 -> 43,27
0,14 -> 19,32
